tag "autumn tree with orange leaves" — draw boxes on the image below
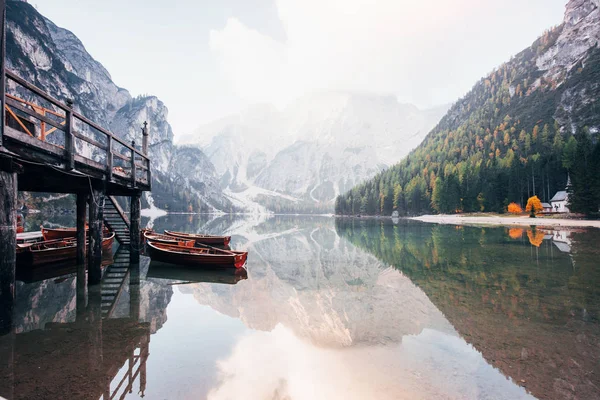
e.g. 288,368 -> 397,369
525,196 -> 543,218
507,203 -> 523,214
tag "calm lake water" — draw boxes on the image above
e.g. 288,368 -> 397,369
1,215 -> 599,400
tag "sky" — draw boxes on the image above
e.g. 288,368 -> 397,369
31,0 -> 569,137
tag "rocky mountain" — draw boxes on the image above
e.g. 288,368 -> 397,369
6,0 -> 232,212
181,93 -> 447,213
336,0 -> 600,216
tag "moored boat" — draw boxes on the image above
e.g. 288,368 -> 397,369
164,230 -> 231,246
146,241 -> 247,268
18,232 -> 115,267
41,227 -> 79,240
41,225 -> 111,241
143,231 -> 195,247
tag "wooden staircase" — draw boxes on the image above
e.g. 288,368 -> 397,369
101,247 -> 131,318
104,195 -> 131,246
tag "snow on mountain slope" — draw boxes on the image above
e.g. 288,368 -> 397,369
181,92 -> 447,213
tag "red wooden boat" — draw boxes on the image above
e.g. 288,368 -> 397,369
146,241 -> 247,268
143,231 -> 195,247
41,227 -> 80,240
164,230 -> 231,246
17,232 -> 115,267
41,225 -> 111,241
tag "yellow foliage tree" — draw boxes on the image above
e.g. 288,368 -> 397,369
507,202 -> 523,214
525,196 -> 543,218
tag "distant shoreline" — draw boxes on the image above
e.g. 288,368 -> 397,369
411,214 -> 600,229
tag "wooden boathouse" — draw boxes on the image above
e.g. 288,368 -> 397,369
0,0 -> 152,333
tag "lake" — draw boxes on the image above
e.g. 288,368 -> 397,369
1,215 -> 599,400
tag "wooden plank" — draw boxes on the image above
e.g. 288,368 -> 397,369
5,98 -> 65,131
112,152 -> 130,162
73,154 -> 105,171
4,126 -> 65,157
72,130 -> 108,151
134,162 -> 148,171
6,94 -> 64,118
5,70 -> 68,112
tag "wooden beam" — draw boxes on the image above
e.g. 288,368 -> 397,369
4,126 -> 65,158
88,185 -> 105,285
72,130 -> 107,151
0,167 -> 16,335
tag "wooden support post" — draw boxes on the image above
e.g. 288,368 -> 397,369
142,121 -> 149,156
76,193 -> 87,265
87,185 -> 105,285
0,0 -> 6,148
106,135 -> 113,182
130,193 -> 141,264
0,167 -> 16,335
65,100 -> 74,170
147,158 -> 152,189
131,140 -> 136,188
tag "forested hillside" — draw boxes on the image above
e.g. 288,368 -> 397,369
336,0 -> 600,216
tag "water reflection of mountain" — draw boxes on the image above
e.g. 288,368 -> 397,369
335,218 -> 600,400
180,216 -> 455,347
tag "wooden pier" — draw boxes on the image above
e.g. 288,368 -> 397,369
0,0 -> 152,334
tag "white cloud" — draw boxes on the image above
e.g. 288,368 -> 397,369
209,0 -> 567,108
207,324 -> 535,400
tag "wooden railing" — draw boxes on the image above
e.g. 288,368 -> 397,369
2,69 -> 151,189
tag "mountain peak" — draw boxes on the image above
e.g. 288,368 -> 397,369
538,0 -> 600,73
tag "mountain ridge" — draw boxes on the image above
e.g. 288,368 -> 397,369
182,91 -> 447,213
6,0 -> 233,213
336,0 -> 600,216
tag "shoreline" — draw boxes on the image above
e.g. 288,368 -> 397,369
411,214 -> 600,229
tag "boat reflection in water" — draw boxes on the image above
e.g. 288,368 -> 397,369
148,261 -> 248,285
